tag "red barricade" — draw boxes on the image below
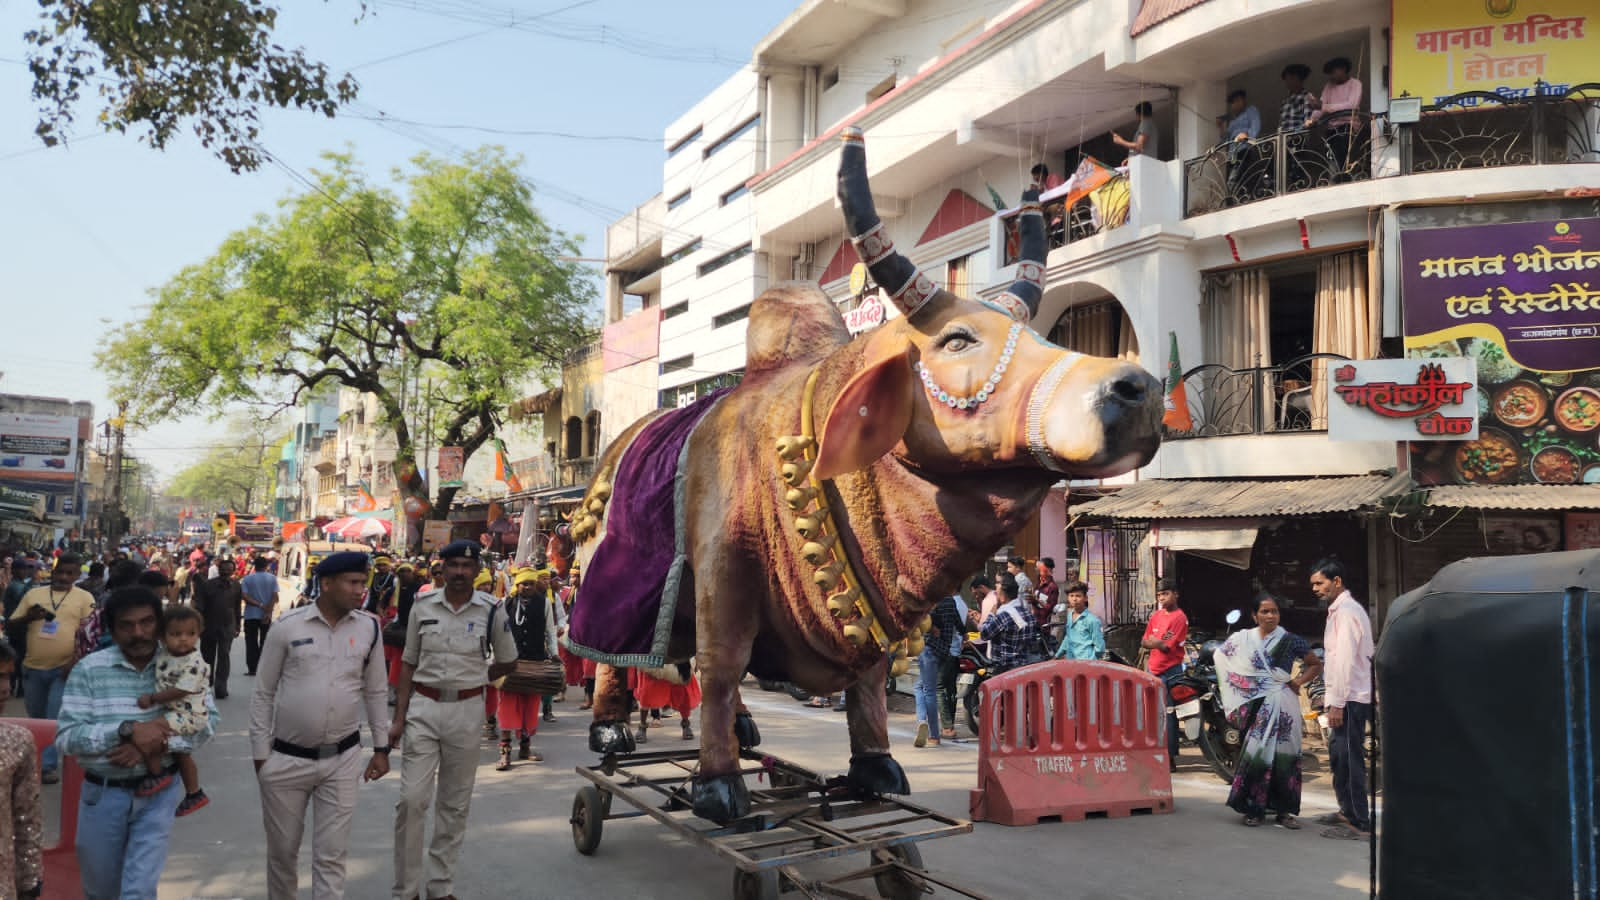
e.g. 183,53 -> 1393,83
6,718 -> 83,897
968,660 -> 1174,826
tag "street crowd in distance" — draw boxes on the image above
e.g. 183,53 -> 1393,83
0,538 -> 1374,899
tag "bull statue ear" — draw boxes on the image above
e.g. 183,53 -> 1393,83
814,346 -> 915,481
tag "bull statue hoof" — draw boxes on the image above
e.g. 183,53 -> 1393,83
691,773 -> 752,824
846,752 -> 911,796
734,711 -> 761,749
589,719 -> 637,755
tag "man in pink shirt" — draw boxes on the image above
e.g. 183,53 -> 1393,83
1141,578 -> 1188,771
1308,57 -> 1364,178
1311,557 -> 1374,840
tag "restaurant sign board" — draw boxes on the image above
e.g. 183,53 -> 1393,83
1327,359 -> 1479,442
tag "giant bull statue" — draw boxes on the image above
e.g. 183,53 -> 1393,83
565,128 -> 1162,824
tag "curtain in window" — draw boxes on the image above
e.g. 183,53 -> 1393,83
1201,270 -> 1272,433
1116,307 -> 1140,363
1309,251 -> 1376,427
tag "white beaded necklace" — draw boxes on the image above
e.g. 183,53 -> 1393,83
913,322 -> 1021,410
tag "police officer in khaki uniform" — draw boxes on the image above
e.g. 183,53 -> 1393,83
250,550 -> 392,900
390,540 -> 517,900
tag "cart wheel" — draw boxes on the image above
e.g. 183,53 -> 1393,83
571,786 -> 606,855
732,868 -> 780,900
873,836 -> 925,900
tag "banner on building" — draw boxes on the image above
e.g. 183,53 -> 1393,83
1392,0 -> 1593,103
422,519 -> 453,551
1402,216 -> 1600,485
0,413 -> 79,482
437,447 -> 464,488
1327,358 -> 1479,441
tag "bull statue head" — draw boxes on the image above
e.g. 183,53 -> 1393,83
819,126 -> 1161,484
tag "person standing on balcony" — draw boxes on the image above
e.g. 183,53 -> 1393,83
1308,57 -> 1364,178
1029,163 -> 1063,192
1112,101 -> 1159,161
1218,90 -> 1262,200
1279,64 -> 1316,189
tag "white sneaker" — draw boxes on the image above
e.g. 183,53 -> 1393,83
913,721 -> 929,748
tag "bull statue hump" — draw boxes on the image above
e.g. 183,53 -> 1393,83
567,127 -> 1163,824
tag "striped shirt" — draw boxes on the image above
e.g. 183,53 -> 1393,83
55,644 -> 218,779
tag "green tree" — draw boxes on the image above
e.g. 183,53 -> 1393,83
164,416 -> 286,515
100,147 -> 596,550
25,0 -> 359,171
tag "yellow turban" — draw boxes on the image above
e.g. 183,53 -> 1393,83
514,568 -> 551,587
474,569 -> 492,588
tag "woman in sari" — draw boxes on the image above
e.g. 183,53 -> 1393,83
1214,592 -> 1322,828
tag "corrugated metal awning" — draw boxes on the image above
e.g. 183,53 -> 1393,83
1072,473 -> 1409,519
1130,0 -> 1215,36
1424,484 -> 1600,510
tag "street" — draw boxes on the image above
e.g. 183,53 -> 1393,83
13,641 -> 1376,900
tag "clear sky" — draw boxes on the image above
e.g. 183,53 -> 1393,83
0,0 -> 789,477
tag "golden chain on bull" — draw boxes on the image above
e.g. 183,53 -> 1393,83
776,369 -> 932,673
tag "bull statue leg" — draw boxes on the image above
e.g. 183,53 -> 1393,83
587,663 -> 637,755
844,655 -> 911,796
690,582 -> 760,824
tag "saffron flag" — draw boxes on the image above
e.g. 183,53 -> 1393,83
1163,331 -> 1194,432
494,439 -> 524,493
354,482 -> 378,513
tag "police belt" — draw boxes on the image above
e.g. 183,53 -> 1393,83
272,731 -> 361,760
414,684 -> 483,703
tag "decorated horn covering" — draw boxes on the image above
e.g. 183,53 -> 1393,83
989,189 -> 1045,324
837,127 -> 941,321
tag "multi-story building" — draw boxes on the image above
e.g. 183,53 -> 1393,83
733,0 -> 1600,632
334,388 -> 399,515
277,395 -> 339,522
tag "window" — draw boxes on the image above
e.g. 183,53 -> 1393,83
564,416 -> 583,459
866,74 -> 897,104
713,304 -> 752,328
719,183 -> 749,206
662,301 -> 688,320
697,242 -> 752,277
945,249 -> 989,300
584,410 -> 602,458
703,115 -> 759,159
667,189 -> 691,210
822,67 -> 840,91
667,126 -> 702,157
660,354 -> 695,375
664,237 -> 702,266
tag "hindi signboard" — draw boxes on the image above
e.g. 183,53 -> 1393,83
1403,216 -> 1600,485
1392,1 -> 1593,104
0,413 -> 79,482
842,292 -> 886,335
1327,359 -> 1479,442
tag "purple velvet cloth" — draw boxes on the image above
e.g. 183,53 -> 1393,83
566,389 -> 731,666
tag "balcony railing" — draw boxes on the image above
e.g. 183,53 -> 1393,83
1399,82 -> 1600,174
1183,120 -> 1373,216
559,456 -> 595,487
999,171 -> 1131,265
1163,353 -> 1351,440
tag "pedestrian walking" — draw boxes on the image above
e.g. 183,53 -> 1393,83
495,567 -> 559,769
139,605 -> 213,816
1052,582 -> 1105,661
8,552 -> 95,783
1311,558 -> 1375,840
389,540 -> 517,900
915,590 -> 965,747
241,556 -> 279,677
0,641 -> 44,900
194,557 -> 242,699
1033,557 -> 1059,630
1141,577 -> 1188,771
1214,593 -> 1321,828
55,586 -> 218,899
934,587 -> 970,740
250,551 -> 391,900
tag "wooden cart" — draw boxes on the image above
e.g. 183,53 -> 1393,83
570,748 -> 991,900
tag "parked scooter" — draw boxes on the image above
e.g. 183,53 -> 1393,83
1168,609 -> 1243,782
957,640 -> 994,736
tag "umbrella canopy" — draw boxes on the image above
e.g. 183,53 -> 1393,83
323,516 -> 361,535
332,517 -> 393,540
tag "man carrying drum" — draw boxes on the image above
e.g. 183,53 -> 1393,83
493,567 -> 560,769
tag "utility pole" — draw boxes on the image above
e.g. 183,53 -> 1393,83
108,402 -> 127,547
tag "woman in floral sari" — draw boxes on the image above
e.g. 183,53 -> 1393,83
1214,593 -> 1322,828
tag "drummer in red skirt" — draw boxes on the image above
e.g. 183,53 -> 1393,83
629,663 -> 700,743
495,567 -> 559,770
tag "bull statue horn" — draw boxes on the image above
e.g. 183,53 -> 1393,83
837,127 -> 944,323
990,188 -> 1046,324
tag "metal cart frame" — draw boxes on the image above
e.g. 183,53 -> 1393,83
569,747 -> 992,900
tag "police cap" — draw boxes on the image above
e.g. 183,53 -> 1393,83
438,540 -> 482,561
315,551 -> 371,580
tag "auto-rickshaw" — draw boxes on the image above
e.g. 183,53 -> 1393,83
277,539 -> 372,607
1378,549 -> 1600,899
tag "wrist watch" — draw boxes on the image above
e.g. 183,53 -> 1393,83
373,746 -> 391,754
117,720 -> 136,743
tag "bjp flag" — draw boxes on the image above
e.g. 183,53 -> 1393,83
1162,331 -> 1193,432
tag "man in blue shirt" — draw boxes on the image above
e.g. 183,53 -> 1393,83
240,556 -> 279,677
1052,582 -> 1105,661
1218,89 -> 1262,200
979,575 -> 1043,674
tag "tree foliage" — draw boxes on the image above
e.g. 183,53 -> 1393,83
25,0 -> 360,171
100,147 -> 597,547
165,416 -> 286,514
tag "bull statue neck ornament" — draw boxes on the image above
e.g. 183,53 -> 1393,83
563,124 -> 1163,826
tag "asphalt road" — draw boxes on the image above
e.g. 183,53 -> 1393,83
12,640 -> 1378,900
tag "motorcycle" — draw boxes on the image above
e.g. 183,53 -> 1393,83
957,640 -> 994,736
1168,609 -> 1243,782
